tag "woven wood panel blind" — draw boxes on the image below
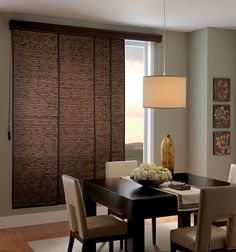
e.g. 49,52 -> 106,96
58,35 -> 95,203
12,30 -> 58,208
12,30 -> 125,208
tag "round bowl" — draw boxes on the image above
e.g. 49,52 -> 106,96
131,177 -> 167,187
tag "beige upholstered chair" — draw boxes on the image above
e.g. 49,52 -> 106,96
170,186 -> 236,252
228,164 -> 236,184
105,160 -> 138,178
194,164 -> 236,227
213,164 -> 236,227
105,160 -> 157,245
62,174 -> 128,252
105,160 -> 138,249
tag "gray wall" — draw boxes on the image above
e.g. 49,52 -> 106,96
153,30 -> 189,173
188,29 -> 208,176
207,28 -> 236,180
188,27 -> 236,180
0,13 -> 13,217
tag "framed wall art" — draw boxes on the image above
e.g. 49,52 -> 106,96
213,104 -> 230,128
213,78 -> 230,102
213,131 -> 231,155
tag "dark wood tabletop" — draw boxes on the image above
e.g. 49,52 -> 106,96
84,172 -> 230,252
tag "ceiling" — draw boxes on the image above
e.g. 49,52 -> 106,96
1,0 -> 236,32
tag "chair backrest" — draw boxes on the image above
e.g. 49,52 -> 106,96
228,164 -> 236,184
196,186 -> 236,251
62,174 -> 88,239
105,160 -> 138,178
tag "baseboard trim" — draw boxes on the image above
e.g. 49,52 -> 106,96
0,210 -> 68,229
0,204 -> 106,229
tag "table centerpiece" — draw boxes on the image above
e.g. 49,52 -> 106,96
130,163 -> 172,187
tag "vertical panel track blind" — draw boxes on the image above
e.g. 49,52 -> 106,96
10,20 -> 161,208
13,30 -> 59,207
12,30 -> 125,208
58,35 -> 96,203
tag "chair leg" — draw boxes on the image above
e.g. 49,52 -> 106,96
170,242 -> 176,252
82,242 -> 87,252
124,239 -> 127,252
194,213 -> 198,226
82,240 -> 95,252
67,234 -> 75,252
120,239 -> 123,249
152,217 -> 156,245
109,241 -> 114,252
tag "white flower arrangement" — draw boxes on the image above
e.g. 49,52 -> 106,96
130,163 -> 172,181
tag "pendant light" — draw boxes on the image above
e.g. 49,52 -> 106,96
143,0 -> 186,108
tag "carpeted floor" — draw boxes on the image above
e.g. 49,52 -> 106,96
28,220 -> 177,252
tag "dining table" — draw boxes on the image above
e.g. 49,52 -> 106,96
83,172 -> 230,252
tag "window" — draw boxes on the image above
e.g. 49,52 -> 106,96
125,40 -> 154,164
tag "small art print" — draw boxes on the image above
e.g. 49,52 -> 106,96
213,78 -> 230,102
213,105 -> 230,128
213,131 -> 231,155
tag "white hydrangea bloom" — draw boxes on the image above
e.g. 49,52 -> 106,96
130,163 -> 172,181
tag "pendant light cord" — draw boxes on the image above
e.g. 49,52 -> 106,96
163,0 -> 166,76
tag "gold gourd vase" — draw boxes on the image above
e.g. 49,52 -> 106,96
161,134 -> 175,174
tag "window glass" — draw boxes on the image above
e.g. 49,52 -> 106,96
125,42 -> 145,164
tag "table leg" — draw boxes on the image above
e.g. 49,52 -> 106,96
127,218 -> 145,252
178,212 -> 191,228
84,194 -> 96,216
83,195 -> 96,252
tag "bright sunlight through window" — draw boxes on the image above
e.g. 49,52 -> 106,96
125,41 -> 148,164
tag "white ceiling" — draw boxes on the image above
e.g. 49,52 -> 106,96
1,0 -> 236,32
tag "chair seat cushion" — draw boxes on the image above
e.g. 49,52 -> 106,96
170,225 -> 226,251
86,215 -> 127,239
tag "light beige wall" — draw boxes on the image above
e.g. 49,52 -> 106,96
0,12 -> 158,217
188,29 -> 208,176
207,28 -> 236,180
153,30 -> 189,172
